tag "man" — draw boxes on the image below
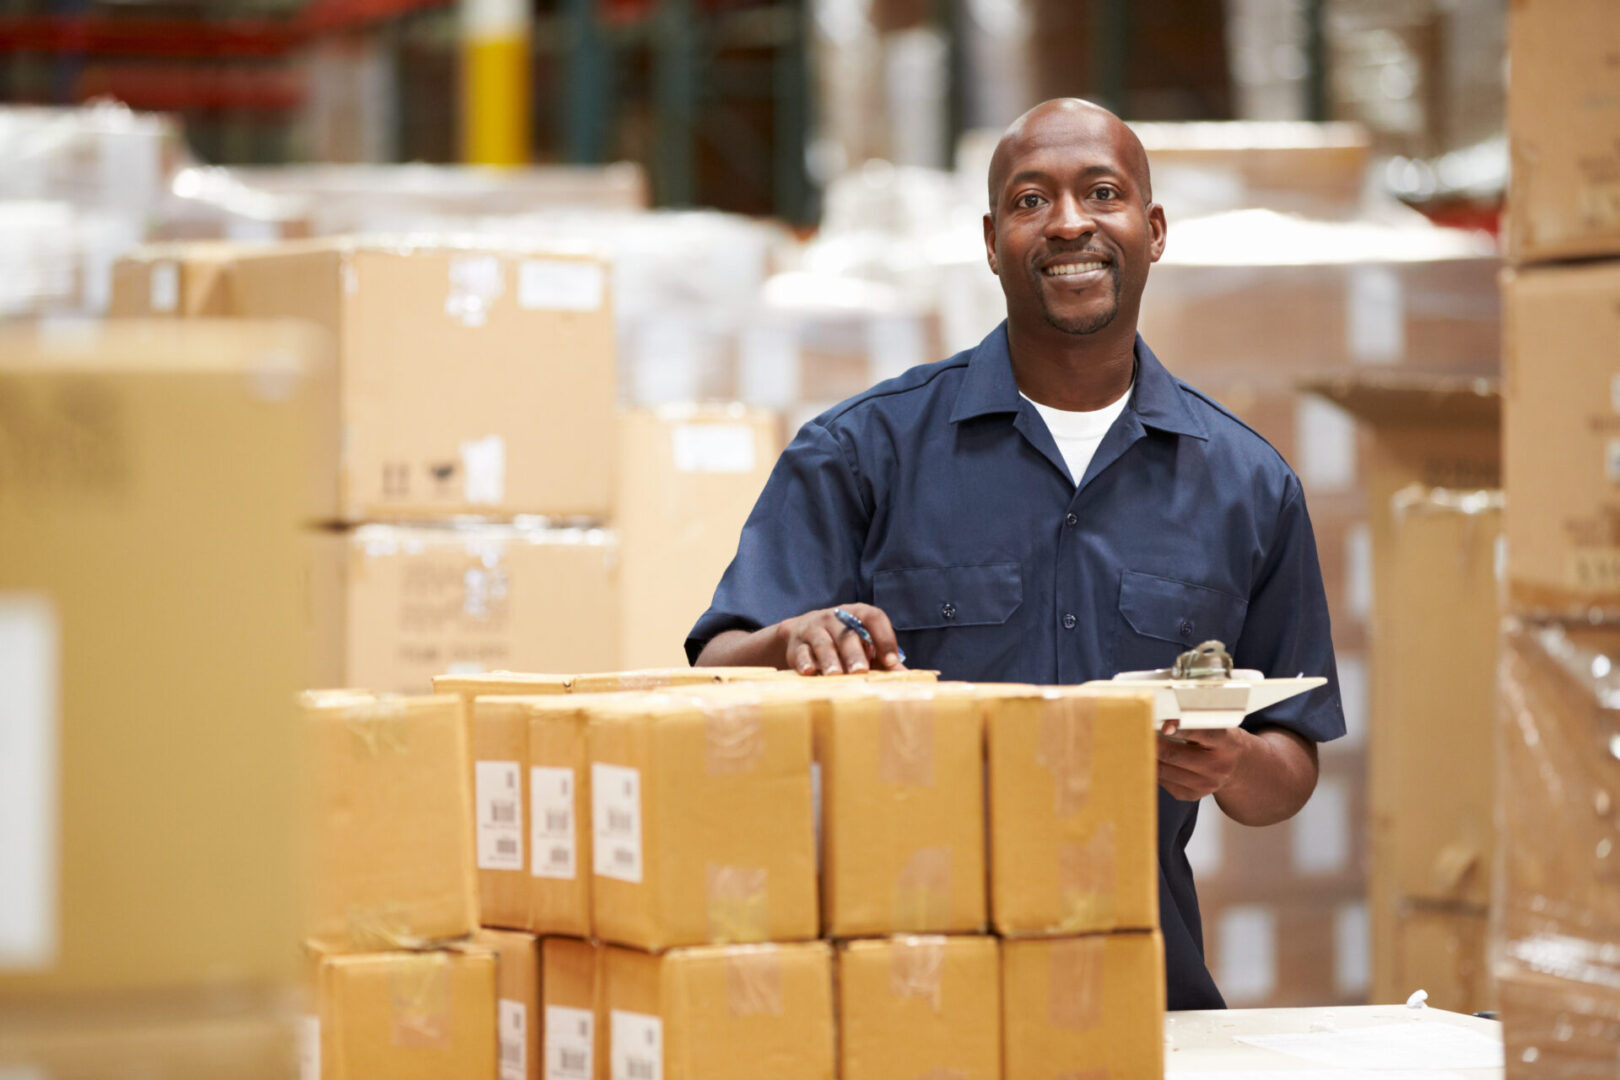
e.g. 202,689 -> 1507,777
687,98 -> 1345,1009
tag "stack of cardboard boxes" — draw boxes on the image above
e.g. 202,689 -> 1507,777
358,671 -> 1168,1079
1497,1 -> 1620,1073
109,239 -> 782,688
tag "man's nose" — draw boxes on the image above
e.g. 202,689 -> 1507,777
1046,192 -> 1096,240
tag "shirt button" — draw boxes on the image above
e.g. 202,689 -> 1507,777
941,602 -> 956,620
1062,613 -> 1077,630
1064,512 -> 1078,527
1179,619 -> 1195,639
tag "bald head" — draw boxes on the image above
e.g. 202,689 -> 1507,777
987,98 -> 1152,212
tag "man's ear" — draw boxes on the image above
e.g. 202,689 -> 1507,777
983,212 -> 999,276
1147,202 -> 1167,263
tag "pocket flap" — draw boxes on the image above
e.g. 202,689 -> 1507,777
1118,570 -> 1247,646
874,563 -> 1024,631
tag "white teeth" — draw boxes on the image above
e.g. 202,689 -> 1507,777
1043,262 -> 1107,277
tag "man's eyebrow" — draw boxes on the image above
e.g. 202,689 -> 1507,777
1002,162 -> 1131,194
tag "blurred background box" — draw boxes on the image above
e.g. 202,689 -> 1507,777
108,241 -> 244,318
0,1007 -> 297,1080
1506,0 -> 1620,264
836,935 -> 1000,1080
541,936 -> 602,1080
231,240 -> 617,521
617,405 -> 782,670
1503,262 -> 1620,616
473,928 -> 541,1080
0,320 -> 333,1005
309,522 -> 620,695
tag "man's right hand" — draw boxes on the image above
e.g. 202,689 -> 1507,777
695,603 -> 907,674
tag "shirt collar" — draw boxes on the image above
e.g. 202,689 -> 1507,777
949,320 -> 1209,441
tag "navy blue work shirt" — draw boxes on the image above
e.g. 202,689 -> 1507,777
688,321 -> 1346,1010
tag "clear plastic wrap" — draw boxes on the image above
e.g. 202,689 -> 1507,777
1496,617 -> 1620,1077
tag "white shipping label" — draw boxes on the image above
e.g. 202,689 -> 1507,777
546,1005 -> 595,1080
0,594 -> 58,971
298,1015 -> 321,1080
460,434 -> 507,505
610,1010 -> 662,1080
1347,265 -> 1404,365
1334,901 -> 1371,996
671,423 -> 756,474
519,259 -> 605,312
446,255 -> 506,327
530,766 -> 577,880
592,764 -> 643,883
149,260 -> 179,313
499,999 -> 527,1080
476,761 -> 524,871
1294,397 -> 1357,494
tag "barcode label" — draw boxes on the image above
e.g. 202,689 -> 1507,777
498,999 -> 526,1080
592,764 -> 642,883
530,765 -> 577,880
297,1014 -> 320,1080
545,1005 -> 594,1080
610,1010 -> 661,1080
476,760 -> 524,871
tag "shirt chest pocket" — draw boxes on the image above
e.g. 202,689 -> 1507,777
1113,569 -> 1248,674
873,562 -> 1023,630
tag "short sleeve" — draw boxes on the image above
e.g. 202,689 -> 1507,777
685,419 -> 871,663
1235,477 -> 1347,743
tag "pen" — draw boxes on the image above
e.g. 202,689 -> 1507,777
832,607 -> 906,667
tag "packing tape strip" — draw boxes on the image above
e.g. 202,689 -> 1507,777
893,846 -> 952,932
1056,824 -> 1118,933
344,904 -> 431,952
705,700 -> 766,776
707,864 -> 770,943
724,944 -> 785,1017
342,695 -> 409,756
1048,936 -> 1106,1034
888,935 -> 948,1012
389,951 -> 454,1050
1037,695 -> 1094,819
877,695 -> 935,787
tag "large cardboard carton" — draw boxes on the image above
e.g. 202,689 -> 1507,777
230,240 -> 616,520
1506,0 -> 1620,264
475,929 -> 541,1080
568,666 -> 780,693
319,523 -> 621,695
618,406 -> 781,669
1393,906 -> 1493,1016
602,942 -> 835,1080
819,685 -> 986,936
0,320 -> 334,1003
434,671 -> 573,699
471,702 -> 531,930
307,948 -> 497,1080
837,935 -> 1000,1080
1503,263 -> 1620,614
302,692 -> 477,952
541,937 -> 602,1080
983,687 -> 1158,936
1499,968 -> 1620,1080
588,690 -> 818,950
1001,932 -> 1165,1080
107,241 -> 241,317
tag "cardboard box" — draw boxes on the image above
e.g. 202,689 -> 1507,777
308,948 -> 497,1080
602,942 -> 835,1080
837,935 -> 1000,1080
469,695 -> 599,937
230,240 -> 617,520
475,929 -> 540,1080
984,687 -> 1158,936
568,666 -> 780,694
1393,906 -> 1493,1016
0,320 -> 334,1003
541,937 -> 602,1080
618,405 -> 781,669
1506,0 -> 1620,264
819,685 -> 986,936
434,671 -> 573,699
589,690 -> 818,950
302,692 -> 477,952
1001,932 -> 1164,1080
318,523 -> 621,695
108,242 -> 241,317
1503,264 -> 1620,614
1499,967 -> 1620,1080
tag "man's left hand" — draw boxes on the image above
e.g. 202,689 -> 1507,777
1155,721 -> 1253,802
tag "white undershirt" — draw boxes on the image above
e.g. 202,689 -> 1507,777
1022,382 -> 1134,487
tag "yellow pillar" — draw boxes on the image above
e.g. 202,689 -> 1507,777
461,0 -> 531,166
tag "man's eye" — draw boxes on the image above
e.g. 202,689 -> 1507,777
1093,186 -> 1118,201
1017,193 -> 1043,209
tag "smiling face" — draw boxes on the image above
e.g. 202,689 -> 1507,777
984,100 -> 1166,338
